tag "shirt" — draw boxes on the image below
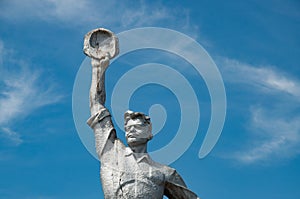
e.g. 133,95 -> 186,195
88,108 -> 199,199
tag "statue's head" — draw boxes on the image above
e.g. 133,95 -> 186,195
124,110 -> 153,147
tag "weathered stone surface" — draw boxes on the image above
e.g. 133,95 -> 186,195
84,28 -> 199,199
83,28 -> 119,60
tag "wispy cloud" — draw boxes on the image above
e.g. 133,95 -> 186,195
0,41 -> 63,146
218,57 -> 300,164
218,57 -> 300,98
0,67 -> 62,124
0,127 -> 23,146
0,0 -> 96,25
233,107 -> 300,164
0,0 -> 196,32
120,2 -> 173,27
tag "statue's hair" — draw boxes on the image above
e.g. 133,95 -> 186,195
124,110 -> 151,125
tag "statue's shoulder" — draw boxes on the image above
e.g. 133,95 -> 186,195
149,160 -> 176,177
150,161 -> 186,186
163,165 -> 178,179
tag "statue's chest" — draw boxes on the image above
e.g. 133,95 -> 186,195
100,159 -> 165,198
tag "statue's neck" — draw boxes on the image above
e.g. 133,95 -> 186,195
130,144 -> 147,155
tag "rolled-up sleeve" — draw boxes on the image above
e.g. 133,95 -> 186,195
87,108 -> 116,158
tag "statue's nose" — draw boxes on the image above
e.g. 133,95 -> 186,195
129,126 -> 136,131
126,126 -> 135,133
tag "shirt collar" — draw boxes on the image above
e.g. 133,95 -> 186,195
125,147 -> 152,163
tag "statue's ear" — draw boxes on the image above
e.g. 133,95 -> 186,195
148,134 -> 153,140
148,124 -> 153,140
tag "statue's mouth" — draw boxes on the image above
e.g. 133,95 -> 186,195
127,133 -> 137,138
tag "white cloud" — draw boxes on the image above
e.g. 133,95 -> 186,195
233,107 -> 300,164
218,57 -> 300,98
0,127 -> 23,146
0,0 -> 195,31
0,67 -> 62,124
0,41 -> 62,146
0,0 -> 100,24
217,57 -> 300,164
120,2 -> 172,27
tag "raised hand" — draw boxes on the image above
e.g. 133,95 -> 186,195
91,55 -> 110,71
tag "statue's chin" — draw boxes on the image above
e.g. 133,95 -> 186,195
127,138 -> 148,147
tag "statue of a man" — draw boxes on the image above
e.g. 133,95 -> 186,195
84,28 -> 199,199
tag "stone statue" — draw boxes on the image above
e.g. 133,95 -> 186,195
84,28 -> 200,199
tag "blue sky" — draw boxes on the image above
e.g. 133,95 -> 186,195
0,0 -> 300,198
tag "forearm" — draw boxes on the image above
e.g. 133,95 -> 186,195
87,56 -> 116,158
89,57 -> 109,116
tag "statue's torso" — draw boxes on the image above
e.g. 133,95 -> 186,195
100,139 -> 171,199
88,109 -> 198,199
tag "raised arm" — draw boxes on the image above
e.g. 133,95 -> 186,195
87,56 -> 118,158
89,56 -> 109,116
84,28 -> 119,158
84,27 -> 118,116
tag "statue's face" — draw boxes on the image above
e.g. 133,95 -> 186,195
125,118 -> 152,147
